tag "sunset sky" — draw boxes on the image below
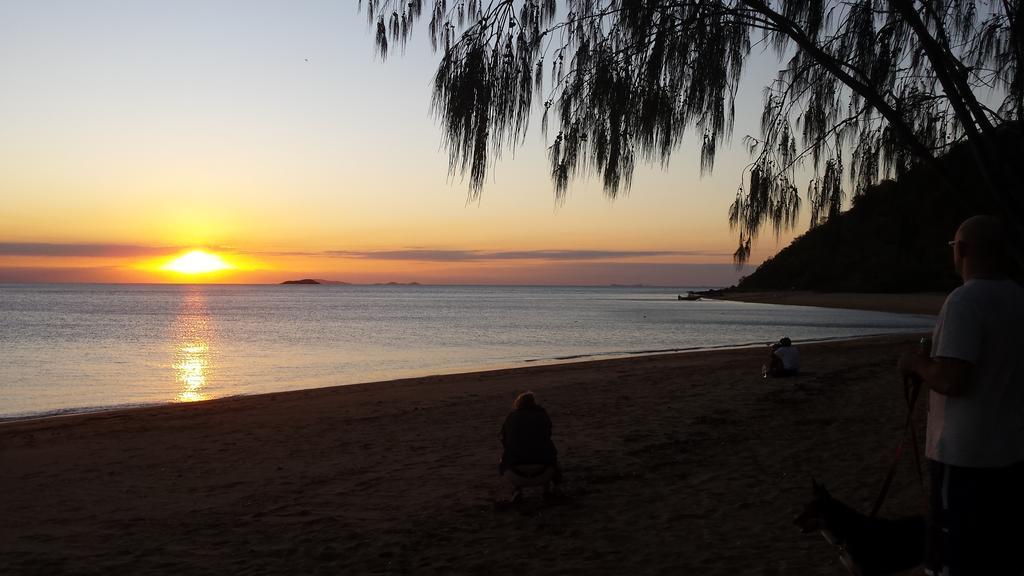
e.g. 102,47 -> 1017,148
0,1 -> 805,286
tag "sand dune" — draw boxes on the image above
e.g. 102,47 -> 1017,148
1,335 -> 931,575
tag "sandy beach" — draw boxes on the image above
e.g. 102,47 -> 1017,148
0,333 -> 933,575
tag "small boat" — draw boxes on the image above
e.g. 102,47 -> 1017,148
678,292 -> 701,301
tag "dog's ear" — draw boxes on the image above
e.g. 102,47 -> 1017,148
812,478 -> 829,499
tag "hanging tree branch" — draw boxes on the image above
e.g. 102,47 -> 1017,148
362,0 -> 1023,264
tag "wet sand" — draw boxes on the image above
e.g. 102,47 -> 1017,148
0,334 -> 932,575
705,291 -> 945,316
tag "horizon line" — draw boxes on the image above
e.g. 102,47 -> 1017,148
0,280 -> 731,289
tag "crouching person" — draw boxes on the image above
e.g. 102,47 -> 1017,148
764,337 -> 800,377
499,391 -> 562,502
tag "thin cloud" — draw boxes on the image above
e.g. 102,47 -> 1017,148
316,249 -> 731,261
0,243 -> 246,258
1,243 -> 732,263
0,243 -> 184,258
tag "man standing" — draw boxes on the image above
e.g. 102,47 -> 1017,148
900,215 -> 1024,575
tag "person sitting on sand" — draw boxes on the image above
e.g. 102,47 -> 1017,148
500,391 -> 562,501
765,337 -> 800,377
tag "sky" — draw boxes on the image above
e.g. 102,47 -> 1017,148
0,1 -> 806,286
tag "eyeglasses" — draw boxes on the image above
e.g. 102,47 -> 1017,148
948,240 -> 968,248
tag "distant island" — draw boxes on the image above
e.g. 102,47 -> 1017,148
280,279 -> 421,286
280,279 -> 351,285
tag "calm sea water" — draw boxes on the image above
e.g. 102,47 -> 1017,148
0,284 -> 935,419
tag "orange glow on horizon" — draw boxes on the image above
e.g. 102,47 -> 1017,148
161,250 -> 233,274
127,249 -> 266,282
0,239 -> 760,285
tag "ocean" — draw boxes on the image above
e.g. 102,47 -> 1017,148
0,284 -> 935,419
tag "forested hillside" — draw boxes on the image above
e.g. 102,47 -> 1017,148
737,127 -> 1023,292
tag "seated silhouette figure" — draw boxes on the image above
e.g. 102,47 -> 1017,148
499,391 -> 562,502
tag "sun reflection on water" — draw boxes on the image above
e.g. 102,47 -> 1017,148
172,290 -> 214,402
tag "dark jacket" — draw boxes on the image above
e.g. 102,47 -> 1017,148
500,405 -> 558,472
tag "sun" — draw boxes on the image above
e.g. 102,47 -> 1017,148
161,250 -> 233,274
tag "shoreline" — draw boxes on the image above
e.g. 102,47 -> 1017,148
1,334 -> 931,574
0,331 -> 929,426
701,289 -> 946,315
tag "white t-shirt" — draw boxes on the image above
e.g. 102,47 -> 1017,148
926,278 -> 1024,467
774,346 -> 800,371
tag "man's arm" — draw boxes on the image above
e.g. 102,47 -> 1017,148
899,353 -> 974,396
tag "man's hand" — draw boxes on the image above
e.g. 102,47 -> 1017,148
898,350 -> 974,396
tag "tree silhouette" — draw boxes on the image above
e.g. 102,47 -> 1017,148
362,0 -> 1023,262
